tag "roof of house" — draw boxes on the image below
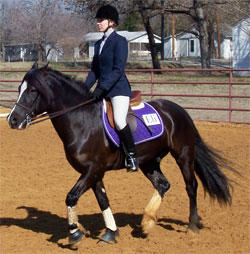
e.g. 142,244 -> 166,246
83,31 -> 161,43
164,27 -> 232,41
232,17 -> 250,28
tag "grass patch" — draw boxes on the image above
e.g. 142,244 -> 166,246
0,61 -> 249,85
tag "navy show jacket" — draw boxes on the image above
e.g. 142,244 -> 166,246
85,31 -> 132,98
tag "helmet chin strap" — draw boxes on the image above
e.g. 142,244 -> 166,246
104,26 -> 112,33
104,20 -> 114,33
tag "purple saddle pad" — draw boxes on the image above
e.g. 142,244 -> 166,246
102,101 -> 164,147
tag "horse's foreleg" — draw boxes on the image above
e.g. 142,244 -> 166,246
92,181 -> 119,243
140,159 -> 170,235
67,206 -> 84,244
65,174 -> 93,244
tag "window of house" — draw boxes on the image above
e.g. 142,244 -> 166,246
130,43 -> 140,51
190,40 -> 195,53
141,43 -> 149,51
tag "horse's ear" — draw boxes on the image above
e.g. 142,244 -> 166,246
32,62 -> 38,69
43,62 -> 50,70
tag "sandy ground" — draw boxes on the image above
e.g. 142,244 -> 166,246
0,106 -> 249,254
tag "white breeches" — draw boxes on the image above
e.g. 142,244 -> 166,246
111,96 -> 129,130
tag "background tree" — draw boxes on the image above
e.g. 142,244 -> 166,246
164,0 -> 250,68
0,0 -> 88,61
1,0 -> 249,66
118,13 -> 143,31
0,0 -> 14,59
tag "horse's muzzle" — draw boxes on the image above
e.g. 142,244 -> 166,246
7,113 -> 29,130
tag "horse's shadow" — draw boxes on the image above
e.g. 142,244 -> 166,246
0,206 -> 188,249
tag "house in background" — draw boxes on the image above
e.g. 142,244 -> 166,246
215,30 -> 232,60
232,18 -> 250,76
46,44 -> 63,62
3,43 -> 38,62
164,29 -> 232,60
3,43 -> 64,62
83,31 -> 161,59
164,31 -> 200,59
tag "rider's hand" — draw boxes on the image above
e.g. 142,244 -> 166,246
92,87 -> 104,100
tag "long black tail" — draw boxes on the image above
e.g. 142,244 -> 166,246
194,129 -> 238,206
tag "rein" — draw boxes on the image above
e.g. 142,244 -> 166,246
29,98 -> 96,126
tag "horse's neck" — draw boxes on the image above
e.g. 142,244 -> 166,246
46,73 -> 97,145
51,101 -> 101,148
51,85 -> 87,111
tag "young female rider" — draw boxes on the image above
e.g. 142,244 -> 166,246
85,5 -> 138,172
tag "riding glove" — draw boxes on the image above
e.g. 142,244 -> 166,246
92,87 -> 104,100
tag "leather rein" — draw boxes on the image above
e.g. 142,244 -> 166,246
20,98 -> 96,126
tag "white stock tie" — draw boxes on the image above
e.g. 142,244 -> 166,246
99,36 -> 107,55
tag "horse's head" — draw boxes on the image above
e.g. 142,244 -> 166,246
7,63 -> 52,129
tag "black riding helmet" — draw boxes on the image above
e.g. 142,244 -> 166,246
95,5 -> 119,25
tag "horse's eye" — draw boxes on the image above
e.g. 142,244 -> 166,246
30,88 -> 37,93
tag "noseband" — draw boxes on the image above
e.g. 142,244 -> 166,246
14,102 -> 34,125
14,92 -> 40,126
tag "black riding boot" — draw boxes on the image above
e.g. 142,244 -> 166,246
118,125 -> 138,172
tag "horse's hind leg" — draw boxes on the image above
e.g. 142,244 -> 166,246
172,148 -> 202,232
92,180 -> 119,243
140,158 -> 170,235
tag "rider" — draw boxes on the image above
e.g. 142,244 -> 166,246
85,5 -> 138,172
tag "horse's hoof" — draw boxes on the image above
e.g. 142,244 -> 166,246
69,229 -> 84,244
99,228 -> 119,244
188,223 -> 200,233
141,214 -> 156,235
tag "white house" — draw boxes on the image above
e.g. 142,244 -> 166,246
232,18 -> 250,76
164,31 -> 200,59
219,38 -> 232,60
164,36 -> 177,59
165,30 -> 232,60
46,44 -> 63,61
83,31 -> 161,58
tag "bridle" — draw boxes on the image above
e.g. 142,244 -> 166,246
22,98 -> 96,125
14,102 -> 34,126
15,97 -> 96,126
14,91 -> 40,126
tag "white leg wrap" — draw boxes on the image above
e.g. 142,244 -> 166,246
67,206 -> 79,234
145,190 -> 162,218
142,191 -> 162,234
144,191 -> 162,219
102,207 -> 117,231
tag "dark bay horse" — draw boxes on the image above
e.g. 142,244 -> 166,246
7,63 -> 234,246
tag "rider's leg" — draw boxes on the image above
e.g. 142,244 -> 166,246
111,96 -> 138,171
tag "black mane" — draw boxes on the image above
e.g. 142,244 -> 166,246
24,66 -> 92,106
43,67 -> 91,98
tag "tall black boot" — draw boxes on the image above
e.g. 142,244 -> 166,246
118,125 -> 138,172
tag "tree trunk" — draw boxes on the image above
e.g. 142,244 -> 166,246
208,26 -> 217,59
39,43 -> 47,62
194,0 -> 211,69
144,17 -> 161,69
138,2 -> 161,70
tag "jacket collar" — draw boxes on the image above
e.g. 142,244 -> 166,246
98,31 -> 116,54
103,29 -> 114,39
